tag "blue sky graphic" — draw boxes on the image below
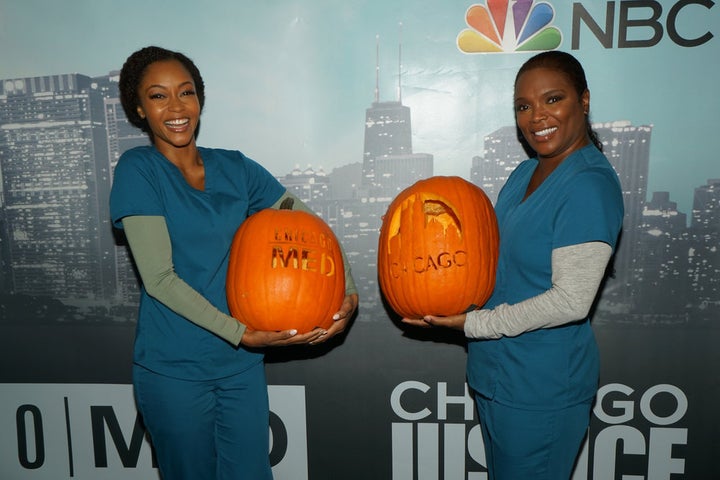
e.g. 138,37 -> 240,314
1,0 -> 717,214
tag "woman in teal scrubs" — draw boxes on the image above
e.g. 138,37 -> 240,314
403,51 -> 624,479
110,46 -> 358,480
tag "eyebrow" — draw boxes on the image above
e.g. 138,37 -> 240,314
514,88 -> 567,101
144,81 -> 194,90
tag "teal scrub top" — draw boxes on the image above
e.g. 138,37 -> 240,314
110,145 -> 285,380
467,145 -> 624,409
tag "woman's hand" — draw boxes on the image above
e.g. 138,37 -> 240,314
310,293 -> 359,345
239,293 -> 358,347
401,313 -> 467,331
240,328 -> 326,348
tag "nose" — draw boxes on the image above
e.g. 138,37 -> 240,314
168,94 -> 184,112
530,103 -> 547,122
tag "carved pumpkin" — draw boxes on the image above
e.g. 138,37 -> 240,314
377,176 -> 499,319
226,203 -> 345,333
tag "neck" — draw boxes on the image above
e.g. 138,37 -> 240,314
155,140 -> 201,169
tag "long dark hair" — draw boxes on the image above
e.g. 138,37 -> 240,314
119,46 -> 205,140
514,50 -> 602,154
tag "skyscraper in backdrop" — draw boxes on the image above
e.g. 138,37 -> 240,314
0,74 -> 113,302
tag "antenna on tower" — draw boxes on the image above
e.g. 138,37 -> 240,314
374,34 -> 380,103
398,22 -> 403,104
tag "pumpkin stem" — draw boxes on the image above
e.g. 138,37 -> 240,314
279,197 -> 295,210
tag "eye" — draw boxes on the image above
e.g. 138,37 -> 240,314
148,92 -> 165,100
514,103 -> 529,113
547,95 -> 563,104
181,89 -> 196,97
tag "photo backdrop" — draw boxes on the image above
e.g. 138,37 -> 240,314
1,1 -> 718,478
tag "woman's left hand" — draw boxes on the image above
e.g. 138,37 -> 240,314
401,313 -> 467,331
309,293 -> 358,345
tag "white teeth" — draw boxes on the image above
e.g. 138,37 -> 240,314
165,118 -> 189,126
535,127 -> 557,137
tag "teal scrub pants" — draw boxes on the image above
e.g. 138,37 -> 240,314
476,395 -> 591,480
133,362 -> 272,480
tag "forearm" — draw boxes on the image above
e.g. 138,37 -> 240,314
271,191 -> 358,296
122,216 -> 246,346
465,242 -> 612,339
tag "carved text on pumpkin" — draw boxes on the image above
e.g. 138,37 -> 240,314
273,227 -> 336,251
389,250 -> 468,278
271,246 -> 337,276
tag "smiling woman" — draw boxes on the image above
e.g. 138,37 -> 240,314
513,65 -> 590,199
134,60 -> 205,188
401,51 -> 625,480
109,45 -> 358,480
467,50 -> 623,479
136,62 -> 201,142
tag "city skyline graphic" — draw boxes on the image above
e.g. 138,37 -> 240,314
0,64 -> 718,326
1,1 -> 716,217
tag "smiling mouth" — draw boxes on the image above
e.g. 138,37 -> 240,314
165,118 -> 190,128
534,127 -> 557,137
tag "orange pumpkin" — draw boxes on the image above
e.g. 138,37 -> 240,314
226,206 -> 345,333
377,176 -> 499,319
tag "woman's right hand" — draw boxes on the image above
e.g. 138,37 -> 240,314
240,327 -> 327,348
401,313 -> 467,331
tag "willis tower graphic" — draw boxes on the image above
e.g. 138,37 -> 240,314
284,34 -> 433,320
361,34 -> 432,198
350,34 -> 433,318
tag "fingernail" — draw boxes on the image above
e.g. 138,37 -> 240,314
289,329 -> 297,336
333,314 -> 340,320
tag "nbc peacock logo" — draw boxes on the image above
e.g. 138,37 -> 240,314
457,0 -> 562,53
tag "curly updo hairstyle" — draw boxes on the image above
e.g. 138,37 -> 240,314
514,50 -> 602,154
119,46 -> 205,139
